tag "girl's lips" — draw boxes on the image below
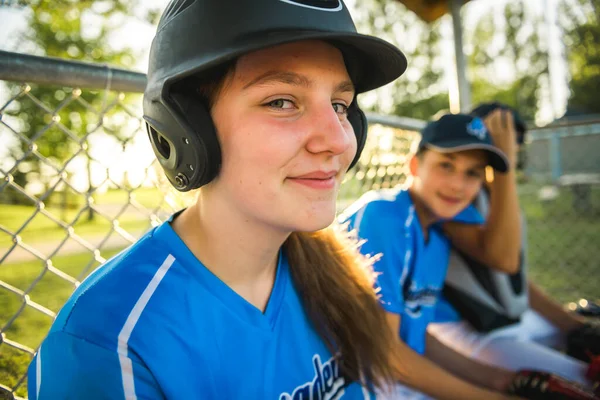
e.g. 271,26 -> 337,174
291,170 -> 338,180
288,176 -> 336,189
287,170 -> 338,190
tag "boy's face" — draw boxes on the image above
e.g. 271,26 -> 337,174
411,149 -> 488,220
205,40 -> 357,233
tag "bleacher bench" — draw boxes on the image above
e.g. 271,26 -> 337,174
557,173 -> 600,214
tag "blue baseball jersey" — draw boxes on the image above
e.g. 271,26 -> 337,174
433,189 -> 529,326
339,188 -> 482,354
432,295 -> 463,323
28,216 -> 372,400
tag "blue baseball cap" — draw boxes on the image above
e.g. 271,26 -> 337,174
418,113 -> 509,172
471,102 -> 527,144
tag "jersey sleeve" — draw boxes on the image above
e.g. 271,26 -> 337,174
345,202 -> 410,315
28,331 -> 164,400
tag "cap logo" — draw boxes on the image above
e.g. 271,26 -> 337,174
278,0 -> 343,11
466,117 -> 488,141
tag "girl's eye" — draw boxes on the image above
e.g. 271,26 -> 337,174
333,103 -> 349,115
266,99 -> 295,109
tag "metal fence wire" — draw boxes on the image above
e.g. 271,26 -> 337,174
0,0 -> 27,8
0,51 -> 599,399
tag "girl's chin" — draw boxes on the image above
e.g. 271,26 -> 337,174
292,209 -> 336,232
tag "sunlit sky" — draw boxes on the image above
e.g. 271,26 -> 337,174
0,0 -> 570,192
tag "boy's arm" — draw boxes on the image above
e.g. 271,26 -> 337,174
386,312 -> 515,400
424,330 -> 515,391
528,281 -> 586,333
444,110 -> 521,274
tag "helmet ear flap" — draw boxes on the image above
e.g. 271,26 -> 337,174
169,91 -> 222,188
143,90 -> 221,192
146,120 -> 176,171
347,102 -> 367,169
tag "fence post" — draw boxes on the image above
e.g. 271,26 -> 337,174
550,131 -> 562,182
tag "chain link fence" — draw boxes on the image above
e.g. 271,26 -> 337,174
0,0 -> 26,8
521,120 -> 600,305
0,51 -> 598,399
0,50 -> 191,399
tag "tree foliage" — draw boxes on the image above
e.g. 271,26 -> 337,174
353,0 -> 551,122
4,0 -> 139,206
559,0 -> 600,115
352,0 -> 448,119
468,0 -> 549,122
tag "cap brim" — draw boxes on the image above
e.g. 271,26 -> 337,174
425,141 -> 509,173
169,30 -> 407,94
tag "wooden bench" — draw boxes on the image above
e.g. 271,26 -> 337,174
557,173 -> 600,214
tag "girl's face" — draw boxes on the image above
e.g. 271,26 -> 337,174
410,149 -> 487,220
206,40 -> 357,233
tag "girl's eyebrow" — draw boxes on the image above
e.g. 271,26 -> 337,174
243,71 -> 310,90
242,70 -> 355,95
334,80 -> 355,95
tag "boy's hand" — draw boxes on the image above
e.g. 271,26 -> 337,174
484,109 -> 518,170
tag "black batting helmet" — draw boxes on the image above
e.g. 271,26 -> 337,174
143,0 -> 407,191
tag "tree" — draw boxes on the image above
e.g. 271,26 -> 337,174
559,0 -> 600,114
467,0 -> 549,122
351,0 -> 549,122
3,0 -> 138,215
351,0 -> 448,120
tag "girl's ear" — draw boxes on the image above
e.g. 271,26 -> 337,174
409,154 -> 419,177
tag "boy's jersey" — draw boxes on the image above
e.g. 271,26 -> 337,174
28,216 -> 372,400
340,188 -> 482,354
434,190 -> 529,331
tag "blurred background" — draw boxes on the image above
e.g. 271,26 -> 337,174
0,0 -> 598,398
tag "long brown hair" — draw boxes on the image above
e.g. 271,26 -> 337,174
285,228 -> 401,388
181,61 -> 401,390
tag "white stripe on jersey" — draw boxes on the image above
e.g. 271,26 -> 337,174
36,346 -> 42,398
399,205 -> 416,290
118,254 -> 176,399
361,384 -> 370,400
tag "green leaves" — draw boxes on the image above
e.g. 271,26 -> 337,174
352,0 -> 447,118
561,0 -> 600,114
4,0 -> 141,205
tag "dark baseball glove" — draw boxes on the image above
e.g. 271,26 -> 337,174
567,322 -> 600,363
507,370 -> 598,400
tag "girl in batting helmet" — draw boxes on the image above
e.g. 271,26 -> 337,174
28,0 -> 416,399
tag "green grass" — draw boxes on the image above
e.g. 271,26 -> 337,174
95,186 -> 181,210
0,204 -> 155,248
518,184 -> 600,303
0,186 -> 182,248
0,248 -> 124,398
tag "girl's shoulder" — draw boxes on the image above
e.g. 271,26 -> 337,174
50,223 -> 188,344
